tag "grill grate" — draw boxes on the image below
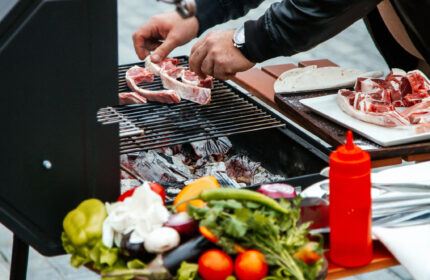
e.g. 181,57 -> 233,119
98,56 -> 285,154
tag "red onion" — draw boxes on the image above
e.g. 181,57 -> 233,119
257,183 -> 296,199
164,212 -> 198,238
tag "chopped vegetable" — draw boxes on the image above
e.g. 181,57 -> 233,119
117,182 -> 166,205
61,201 -> 148,279
165,212 -> 198,238
187,196 -> 324,280
199,225 -> 219,244
162,235 -> 212,274
175,261 -> 199,280
234,250 -> 268,280
179,188 -> 289,214
293,243 -> 322,265
257,183 -> 296,199
103,182 -> 170,248
144,227 -> 180,253
198,249 -> 234,280
174,175 -> 220,212
63,199 -> 107,247
119,231 -> 153,261
199,226 -> 246,253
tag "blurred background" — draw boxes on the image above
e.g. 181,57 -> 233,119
0,0 -> 409,279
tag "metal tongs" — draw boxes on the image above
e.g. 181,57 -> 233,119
157,0 -> 196,18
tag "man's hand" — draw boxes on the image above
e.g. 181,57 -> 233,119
189,30 -> 255,80
133,12 -> 199,63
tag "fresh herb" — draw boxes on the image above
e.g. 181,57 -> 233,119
187,197 -> 323,280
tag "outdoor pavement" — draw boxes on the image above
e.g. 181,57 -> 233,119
0,0 -> 413,279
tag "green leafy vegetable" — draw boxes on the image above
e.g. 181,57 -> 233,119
61,199 -> 148,280
175,261 -> 199,280
187,196 -> 323,280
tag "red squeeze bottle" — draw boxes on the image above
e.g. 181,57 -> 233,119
329,130 -> 372,267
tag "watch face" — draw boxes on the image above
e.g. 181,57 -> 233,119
234,25 -> 245,46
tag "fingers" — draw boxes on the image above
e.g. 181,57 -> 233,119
151,36 -> 178,63
189,44 -> 208,78
133,29 -> 150,60
190,37 -> 205,57
214,63 -> 233,80
201,56 -> 214,77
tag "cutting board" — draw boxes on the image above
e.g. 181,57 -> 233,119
300,94 -> 430,147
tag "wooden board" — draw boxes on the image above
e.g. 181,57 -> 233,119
326,241 -> 399,279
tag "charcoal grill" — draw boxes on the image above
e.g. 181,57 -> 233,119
98,57 -> 285,153
0,1 -> 330,279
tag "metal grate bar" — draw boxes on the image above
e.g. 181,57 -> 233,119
98,56 -> 284,153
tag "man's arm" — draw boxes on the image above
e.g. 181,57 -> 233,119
195,0 -> 264,35
244,0 -> 383,62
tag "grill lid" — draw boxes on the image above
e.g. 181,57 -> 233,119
98,56 -> 285,154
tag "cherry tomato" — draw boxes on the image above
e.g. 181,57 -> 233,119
198,249 -> 233,280
234,250 -> 268,280
117,182 -> 166,205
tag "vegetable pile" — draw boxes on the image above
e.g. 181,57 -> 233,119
62,177 -> 324,280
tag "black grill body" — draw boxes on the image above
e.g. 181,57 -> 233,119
0,0 -> 120,255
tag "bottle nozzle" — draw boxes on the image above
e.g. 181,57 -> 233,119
346,130 -> 354,150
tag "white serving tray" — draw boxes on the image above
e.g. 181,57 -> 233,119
300,94 -> 430,147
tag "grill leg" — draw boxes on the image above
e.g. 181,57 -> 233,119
10,234 -> 29,280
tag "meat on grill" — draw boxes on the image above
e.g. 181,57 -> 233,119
119,92 -> 147,105
181,70 -> 214,89
160,67 -> 212,105
337,69 -> 430,127
145,57 -> 212,105
144,57 -> 180,76
125,65 -> 181,103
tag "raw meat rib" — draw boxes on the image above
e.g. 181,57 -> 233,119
416,123 -> 430,134
338,69 -> 430,127
160,69 -> 212,104
401,98 -> 430,124
144,57 -> 180,75
119,92 -> 147,105
337,89 -> 409,127
126,65 -> 181,103
145,57 -> 212,104
181,70 -> 214,89
126,65 -> 154,83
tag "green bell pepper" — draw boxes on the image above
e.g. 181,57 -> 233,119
63,198 -> 107,247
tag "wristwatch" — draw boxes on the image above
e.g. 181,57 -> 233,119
233,25 -> 249,59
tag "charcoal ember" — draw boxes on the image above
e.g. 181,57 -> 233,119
194,162 -> 227,178
120,179 -> 141,194
252,168 -> 286,185
191,137 -> 232,159
120,154 -> 136,168
194,158 -> 208,168
133,151 -> 195,183
154,145 -> 183,156
226,155 -> 260,180
120,170 -> 134,179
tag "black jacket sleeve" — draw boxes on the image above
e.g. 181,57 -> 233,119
196,0 -> 383,63
195,0 -> 265,35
